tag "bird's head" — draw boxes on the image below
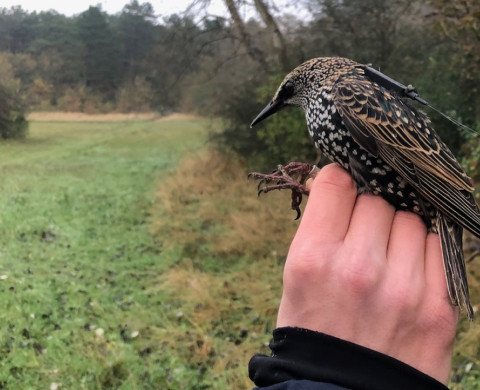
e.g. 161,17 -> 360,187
250,57 -> 359,127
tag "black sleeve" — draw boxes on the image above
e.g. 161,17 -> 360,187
251,379 -> 351,390
249,327 -> 449,390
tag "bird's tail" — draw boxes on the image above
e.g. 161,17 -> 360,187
437,213 -> 474,320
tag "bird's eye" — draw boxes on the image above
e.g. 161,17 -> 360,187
280,81 -> 295,99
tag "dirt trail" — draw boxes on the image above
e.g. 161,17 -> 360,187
27,112 -> 199,122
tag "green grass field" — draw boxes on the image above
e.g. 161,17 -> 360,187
0,117 -> 479,389
0,117 -> 225,389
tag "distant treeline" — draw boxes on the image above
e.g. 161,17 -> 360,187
0,1 -> 203,113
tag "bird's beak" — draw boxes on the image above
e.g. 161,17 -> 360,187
250,99 -> 285,127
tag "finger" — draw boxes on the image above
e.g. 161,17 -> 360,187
344,194 -> 395,262
387,211 -> 427,281
298,164 -> 357,244
306,177 -> 314,190
424,233 -> 449,299
305,166 -> 320,190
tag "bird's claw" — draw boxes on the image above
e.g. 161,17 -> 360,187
291,191 -> 303,220
248,162 -> 318,218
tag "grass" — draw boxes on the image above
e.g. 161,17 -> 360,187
0,116 -> 479,389
0,118 -> 212,389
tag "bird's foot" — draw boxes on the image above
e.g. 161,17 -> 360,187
248,162 -> 319,220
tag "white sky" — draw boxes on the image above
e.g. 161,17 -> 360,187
1,0 -> 227,17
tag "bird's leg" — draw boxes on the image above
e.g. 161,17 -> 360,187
249,162 -> 316,196
248,162 -> 319,219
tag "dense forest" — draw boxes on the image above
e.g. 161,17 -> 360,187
0,0 -> 479,173
0,1 -> 198,113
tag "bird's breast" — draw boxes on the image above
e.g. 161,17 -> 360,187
305,100 -> 436,228
305,99 -> 352,167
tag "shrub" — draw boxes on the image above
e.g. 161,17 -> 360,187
0,84 -> 28,139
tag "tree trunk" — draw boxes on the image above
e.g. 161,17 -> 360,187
253,0 -> 290,72
223,0 -> 269,71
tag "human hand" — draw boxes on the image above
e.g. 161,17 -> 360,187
276,163 -> 459,384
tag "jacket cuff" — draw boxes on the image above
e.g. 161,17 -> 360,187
249,327 -> 448,390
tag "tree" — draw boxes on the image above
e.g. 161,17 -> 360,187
28,11 -> 84,86
252,0 -> 289,71
146,14 -> 203,110
0,83 -> 28,139
76,6 -> 122,96
304,0 -> 425,71
0,6 -> 36,53
115,1 -> 156,82
223,0 -> 269,71
428,0 -> 480,123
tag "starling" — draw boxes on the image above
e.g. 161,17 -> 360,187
250,57 -> 480,320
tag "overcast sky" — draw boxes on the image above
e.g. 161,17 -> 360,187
1,0 -> 227,17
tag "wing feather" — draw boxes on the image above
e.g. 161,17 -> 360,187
437,213 -> 474,320
333,77 -> 480,238
333,78 -> 473,191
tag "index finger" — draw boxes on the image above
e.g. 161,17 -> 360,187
297,164 -> 357,244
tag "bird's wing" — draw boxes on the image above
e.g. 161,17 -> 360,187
333,77 -> 480,237
438,213 -> 473,320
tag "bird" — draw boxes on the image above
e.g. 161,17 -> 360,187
249,56 -> 480,320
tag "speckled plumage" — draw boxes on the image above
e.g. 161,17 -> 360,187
251,57 -> 480,319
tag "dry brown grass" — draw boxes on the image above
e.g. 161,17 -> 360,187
151,149 -> 299,261
150,149 -> 301,388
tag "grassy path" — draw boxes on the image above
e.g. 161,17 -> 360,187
0,118 -> 208,389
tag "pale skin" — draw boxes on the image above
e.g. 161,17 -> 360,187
277,163 -> 459,384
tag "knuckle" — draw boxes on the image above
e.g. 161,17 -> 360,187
285,258 -> 316,284
285,242 -> 331,283
340,253 -> 381,295
357,193 -> 393,212
283,257 -> 324,295
393,211 -> 427,232
314,164 -> 355,192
